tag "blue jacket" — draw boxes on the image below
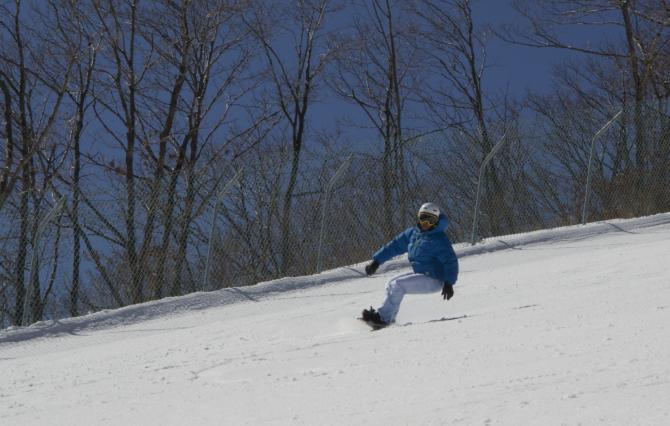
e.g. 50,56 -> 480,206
372,214 -> 459,285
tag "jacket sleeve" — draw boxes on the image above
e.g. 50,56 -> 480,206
437,238 -> 459,285
372,227 -> 414,265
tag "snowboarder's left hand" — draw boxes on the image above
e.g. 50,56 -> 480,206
442,282 -> 454,300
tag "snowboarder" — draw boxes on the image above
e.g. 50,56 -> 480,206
361,202 -> 459,329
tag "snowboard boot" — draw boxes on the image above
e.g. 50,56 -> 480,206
361,307 -> 388,329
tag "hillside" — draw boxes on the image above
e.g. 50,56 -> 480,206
2,214 -> 670,425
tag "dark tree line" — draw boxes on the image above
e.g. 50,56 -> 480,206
1,0 -> 668,327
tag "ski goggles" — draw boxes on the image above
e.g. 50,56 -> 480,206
417,213 -> 439,227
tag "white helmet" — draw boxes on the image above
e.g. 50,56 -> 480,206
417,202 -> 441,228
418,202 -> 441,218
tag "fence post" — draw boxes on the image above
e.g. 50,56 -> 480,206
316,154 -> 353,274
202,169 -> 242,291
22,194 -> 67,325
581,110 -> 623,225
470,130 -> 508,246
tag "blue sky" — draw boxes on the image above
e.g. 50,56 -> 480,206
306,1 -> 580,146
473,1 -> 593,95
306,0 -> 615,145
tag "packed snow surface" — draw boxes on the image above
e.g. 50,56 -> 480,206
2,214 -> 670,425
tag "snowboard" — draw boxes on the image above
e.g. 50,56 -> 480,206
357,317 -> 388,331
358,314 -> 468,330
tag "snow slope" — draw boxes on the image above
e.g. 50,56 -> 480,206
2,214 -> 670,425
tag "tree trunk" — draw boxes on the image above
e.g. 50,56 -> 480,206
280,146 -> 301,275
171,157 -> 197,297
12,180 -> 29,325
154,134 -> 189,299
620,1 -> 648,215
12,6 -> 31,324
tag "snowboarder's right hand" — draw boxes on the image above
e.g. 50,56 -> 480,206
365,260 -> 379,275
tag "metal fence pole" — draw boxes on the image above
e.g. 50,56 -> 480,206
470,131 -> 508,245
581,110 -> 623,225
202,169 -> 242,291
316,155 -> 353,274
22,194 -> 67,325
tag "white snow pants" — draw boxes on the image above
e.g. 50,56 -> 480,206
377,272 -> 443,323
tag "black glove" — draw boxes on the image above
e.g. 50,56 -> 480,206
365,260 -> 379,276
442,282 -> 454,300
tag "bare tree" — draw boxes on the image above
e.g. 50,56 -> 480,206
135,0 -> 195,300
245,0 -> 335,275
89,0 -> 207,304
410,0 -> 520,236
502,0 -> 670,215
0,0 -> 75,325
80,0 -> 268,305
40,0 -> 101,318
89,0 -> 147,305
330,0 -> 422,239
167,0 -> 262,296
